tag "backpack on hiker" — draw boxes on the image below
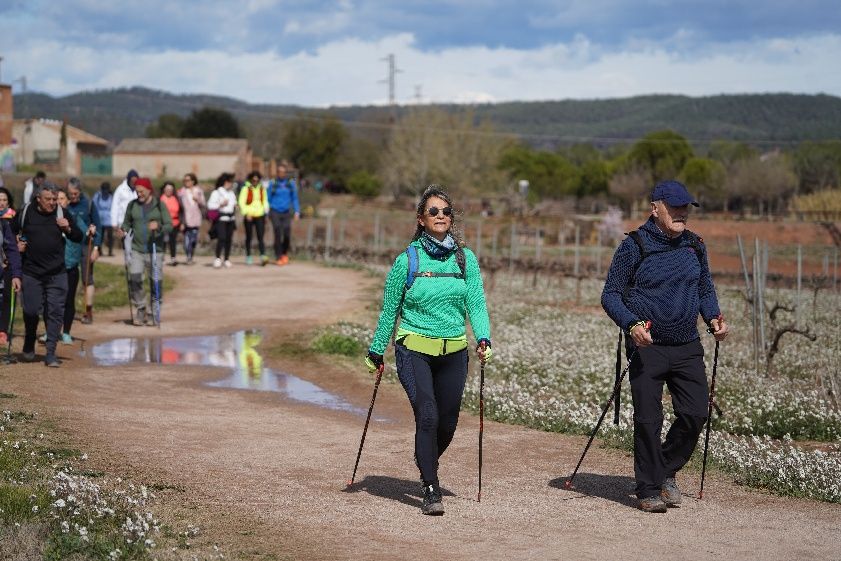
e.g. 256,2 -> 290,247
391,244 -> 467,343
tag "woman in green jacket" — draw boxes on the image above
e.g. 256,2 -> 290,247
366,185 -> 492,516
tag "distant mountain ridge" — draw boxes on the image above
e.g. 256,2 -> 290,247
13,87 -> 841,149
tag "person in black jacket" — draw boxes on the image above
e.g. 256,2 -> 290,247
12,183 -> 83,367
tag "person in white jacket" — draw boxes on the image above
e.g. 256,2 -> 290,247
207,172 -> 238,268
111,169 -> 139,235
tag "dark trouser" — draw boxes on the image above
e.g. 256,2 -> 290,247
166,230 -> 178,260
102,226 -> 114,256
21,272 -> 68,357
630,339 -> 708,499
63,267 -> 79,333
395,343 -> 469,485
269,210 -> 293,259
215,220 -> 235,260
1,267 -> 13,335
183,227 -> 198,260
243,217 -> 265,257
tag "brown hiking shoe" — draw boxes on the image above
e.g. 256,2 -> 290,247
638,496 -> 668,513
661,477 -> 682,507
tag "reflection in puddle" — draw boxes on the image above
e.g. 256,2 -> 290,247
91,331 -> 383,419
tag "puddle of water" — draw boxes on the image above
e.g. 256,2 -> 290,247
90,330 -> 385,419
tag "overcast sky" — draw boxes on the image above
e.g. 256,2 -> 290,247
1,0 -> 840,106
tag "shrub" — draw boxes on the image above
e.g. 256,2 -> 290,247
346,171 -> 382,198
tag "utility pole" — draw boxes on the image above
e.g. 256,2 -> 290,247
379,53 -> 402,106
414,84 -> 423,104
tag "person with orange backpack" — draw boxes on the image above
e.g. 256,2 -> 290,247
237,171 -> 269,266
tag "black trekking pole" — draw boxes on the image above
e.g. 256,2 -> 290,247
3,286 -> 17,364
699,338 -> 720,499
348,364 -> 384,487
477,341 -> 487,502
564,321 -> 650,490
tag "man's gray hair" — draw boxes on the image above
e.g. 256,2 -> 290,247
67,177 -> 82,190
34,181 -> 59,198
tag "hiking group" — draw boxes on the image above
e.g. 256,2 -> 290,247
0,173 -> 730,513
358,180 -> 728,516
0,166 -> 301,360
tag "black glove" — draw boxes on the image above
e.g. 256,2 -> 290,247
365,351 -> 384,373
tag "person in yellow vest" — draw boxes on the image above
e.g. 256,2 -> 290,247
237,171 -> 269,266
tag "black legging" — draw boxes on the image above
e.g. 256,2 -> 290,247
243,216 -> 266,257
395,344 -> 468,485
165,230 -> 178,260
215,220 -> 235,260
63,267 -> 80,334
102,226 -> 114,256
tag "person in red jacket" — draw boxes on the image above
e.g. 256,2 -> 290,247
159,182 -> 182,266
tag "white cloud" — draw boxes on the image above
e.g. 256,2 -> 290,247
5,31 -> 841,106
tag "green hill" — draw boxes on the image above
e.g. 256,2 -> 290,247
13,87 -> 841,149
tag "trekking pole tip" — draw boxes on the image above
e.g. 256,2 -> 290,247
563,479 -> 573,490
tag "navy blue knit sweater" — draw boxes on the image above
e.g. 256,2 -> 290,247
601,217 -> 721,345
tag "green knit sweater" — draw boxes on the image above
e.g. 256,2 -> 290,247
369,241 -> 491,355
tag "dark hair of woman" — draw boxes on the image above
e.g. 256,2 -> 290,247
161,181 -> 175,195
411,184 -> 463,246
215,172 -> 233,188
0,186 -> 14,210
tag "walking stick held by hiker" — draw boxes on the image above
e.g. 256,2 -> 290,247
564,321 -> 651,490
83,228 -> 94,298
348,360 -> 384,487
478,341 -> 487,502
4,286 -> 17,364
699,327 -> 721,499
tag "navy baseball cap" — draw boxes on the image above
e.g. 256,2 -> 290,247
650,180 -> 699,207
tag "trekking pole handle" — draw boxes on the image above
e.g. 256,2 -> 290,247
478,340 -> 487,365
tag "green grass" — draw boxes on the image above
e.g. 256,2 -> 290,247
75,262 -> 175,312
310,333 -> 363,357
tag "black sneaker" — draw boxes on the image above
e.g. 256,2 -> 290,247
661,477 -> 682,507
421,483 -> 444,516
638,496 -> 668,513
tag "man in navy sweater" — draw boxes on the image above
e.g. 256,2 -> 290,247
601,180 -> 729,513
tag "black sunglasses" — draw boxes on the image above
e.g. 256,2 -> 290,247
426,206 -> 452,217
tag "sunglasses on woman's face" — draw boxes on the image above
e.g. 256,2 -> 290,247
426,206 -> 452,217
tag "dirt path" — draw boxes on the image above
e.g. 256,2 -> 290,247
2,255 -> 839,561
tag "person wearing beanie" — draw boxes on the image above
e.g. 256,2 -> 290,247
112,169 -> 139,235
119,177 -> 173,326
601,179 -> 729,513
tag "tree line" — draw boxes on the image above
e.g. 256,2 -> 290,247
146,106 -> 841,214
